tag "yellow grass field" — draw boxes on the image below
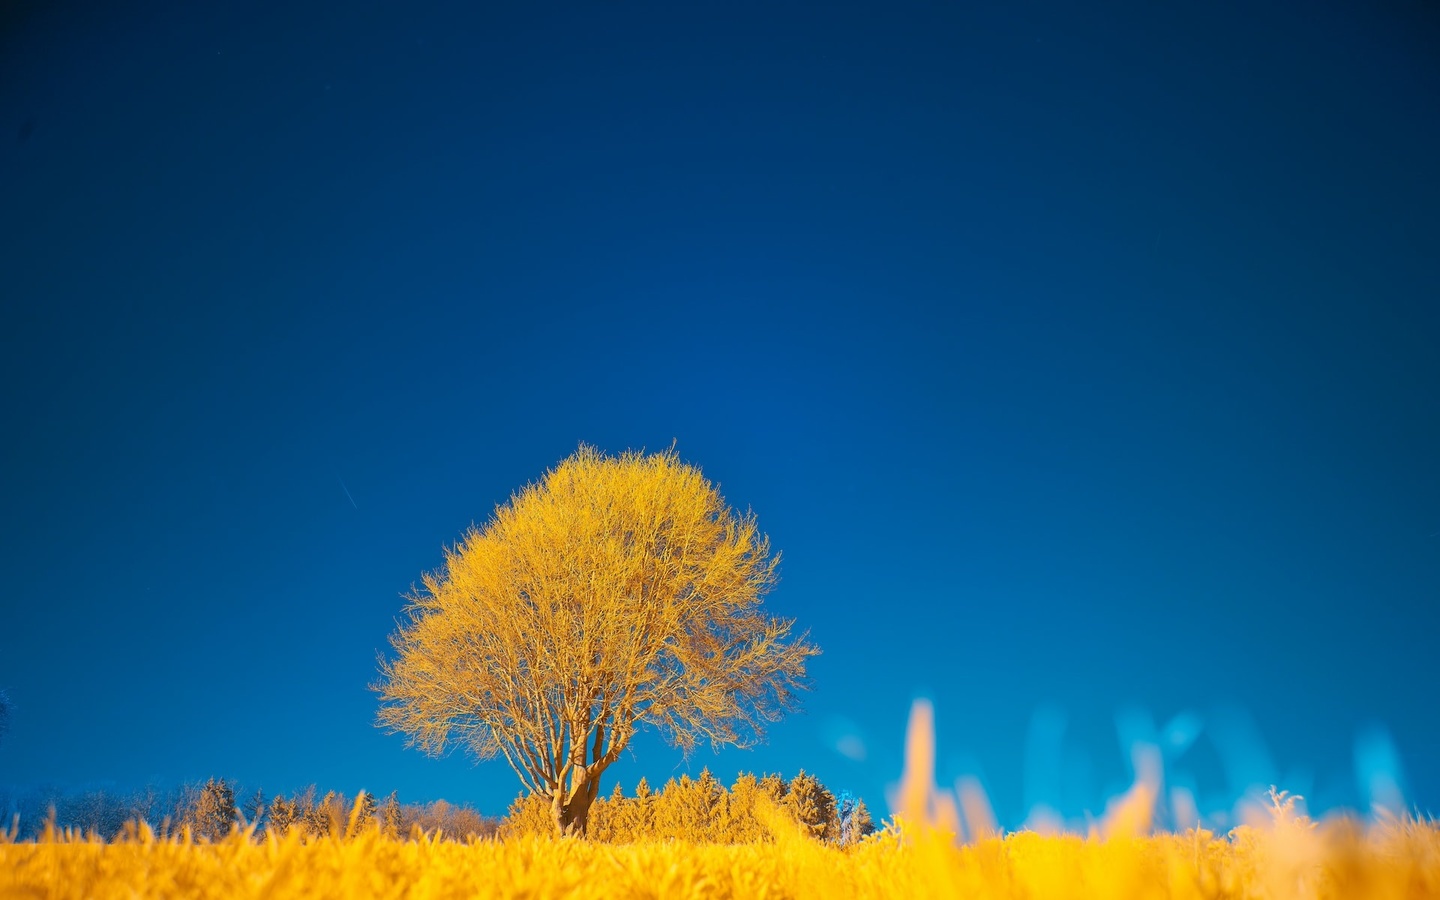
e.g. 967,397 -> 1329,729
4,702 -> 1437,899
3,814 -> 1438,900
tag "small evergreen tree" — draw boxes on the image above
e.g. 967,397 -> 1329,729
653,773 -> 723,841
297,786 -> 319,835
379,791 -> 402,838
693,769 -> 724,839
758,773 -> 788,803
785,771 -> 837,841
630,776 -> 655,838
241,789 -> 266,830
722,773 -> 771,843
189,778 -> 237,840
267,794 -> 300,837
851,799 -> 875,842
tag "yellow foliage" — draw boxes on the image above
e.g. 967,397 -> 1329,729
496,792 -> 552,841
373,445 -> 818,835
498,769 -> 834,844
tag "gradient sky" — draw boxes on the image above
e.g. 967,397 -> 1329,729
2,0 -> 1437,827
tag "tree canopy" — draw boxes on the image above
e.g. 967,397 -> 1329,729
373,446 -> 818,835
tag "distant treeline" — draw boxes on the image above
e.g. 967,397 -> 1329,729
0,781 -> 498,842
1,770 -> 873,845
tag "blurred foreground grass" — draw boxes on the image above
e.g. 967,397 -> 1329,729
3,812 -> 1438,899
5,700 -> 1437,899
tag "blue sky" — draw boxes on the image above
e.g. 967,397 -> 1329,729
1,0 -> 1437,827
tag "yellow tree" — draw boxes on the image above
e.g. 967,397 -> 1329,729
373,446 -> 818,836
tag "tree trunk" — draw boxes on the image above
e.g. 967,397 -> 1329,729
560,792 -> 594,837
551,772 -> 603,837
